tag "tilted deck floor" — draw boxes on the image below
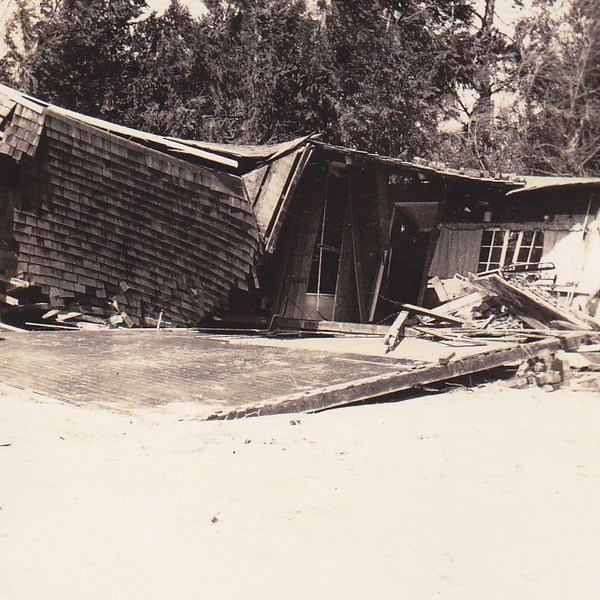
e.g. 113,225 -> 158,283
0,329 -> 564,418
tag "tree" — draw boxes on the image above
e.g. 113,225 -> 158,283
191,0 -> 330,143
0,0 -> 40,86
318,0 -> 487,157
20,0 -> 148,121
439,0 -> 600,177
120,0 -> 209,136
1,0 -> 524,164
514,0 -> 600,175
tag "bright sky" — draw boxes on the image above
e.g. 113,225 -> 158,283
147,0 -> 207,17
148,0 -> 531,28
0,0 -> 535,58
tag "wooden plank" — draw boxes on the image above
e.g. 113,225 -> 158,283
349,189 -> 366,322
383,310 -> 410,351
265,146 -> 313,253
413,326 -> 488,345
0,321 -> 28,333
473,274 -> 598,330
56,311 -> 83,322
374,167 -> 392,245
7,277 -> 30,289
368,250 -> 387,322
431,291 -> 486,315
399,302 -> 465,325
253,151 -> 300,237
332,196 -> 356,322
25,322 -> 78,330
578,343 -> 600,353
272,316 -> 389,336
207,336 -> 570,419
368,201 -> 396,322
519,315 -> 549,330
42,309 -> 60,319
0,293 -> 19,306
430,276 -> 448,303
417,201 -> 443,304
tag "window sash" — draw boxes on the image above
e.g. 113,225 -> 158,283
478,229 -> 544,272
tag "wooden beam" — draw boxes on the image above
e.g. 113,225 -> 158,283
383,310 -> 410,351
429,276 -> 448,303
399,302 -> 465,325
349,195 -> 366,322
265,146 -> 314,253
0,321 -> 28,333
207,336 -> 569,420
368,250 -> 387,323
417,200 -> 444,304
431,291 -> 486,316
473,274 -> 599,330
0,293 -> 19,306
272,316 -> 389,336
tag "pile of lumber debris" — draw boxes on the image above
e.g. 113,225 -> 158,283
0,276 -> 166,331
384,270 -> 600,392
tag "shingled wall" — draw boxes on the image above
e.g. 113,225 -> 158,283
9,110 -> 261,325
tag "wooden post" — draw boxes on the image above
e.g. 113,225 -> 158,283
417,198 -> 445,305
349,192 -> 366,323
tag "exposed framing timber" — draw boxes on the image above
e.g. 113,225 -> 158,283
272,316 -> 389,335
265,146 -> 314,253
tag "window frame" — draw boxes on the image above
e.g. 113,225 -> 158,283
478,228 -> 544,273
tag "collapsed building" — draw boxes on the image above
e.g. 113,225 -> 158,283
1,83 -> 599,328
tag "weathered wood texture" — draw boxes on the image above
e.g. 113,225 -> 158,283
272,316 -> 389,335
473,274 -> 599,330
273,166 -> 326,319
0,180 -> 17,277
251,151 -> 299,235
4,109 -> 261,325
0,101 -> 46,162
209,336 -> 566,419
0,88 -> 16,121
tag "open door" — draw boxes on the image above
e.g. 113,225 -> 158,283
386,202 -> 440,306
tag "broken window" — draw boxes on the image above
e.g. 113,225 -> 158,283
478,229 -> 544,272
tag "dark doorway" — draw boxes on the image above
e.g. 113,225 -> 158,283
385,202 -> 438,307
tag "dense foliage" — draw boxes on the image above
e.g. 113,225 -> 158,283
1,0 -> 598,174
514,0 -> 599,175
434,0 -> 600,176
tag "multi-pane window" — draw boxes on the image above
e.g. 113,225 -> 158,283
478,229 -> 544,273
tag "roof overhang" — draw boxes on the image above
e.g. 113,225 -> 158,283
310,140 -> 523,188
506,177 -> 600,196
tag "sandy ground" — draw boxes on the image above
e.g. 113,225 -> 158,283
1,382 -> 599,599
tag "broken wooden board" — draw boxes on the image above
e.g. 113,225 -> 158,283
430,291 -> 487,317
208,335 -> 572,419
399,302 -> 465,325
429,276 -> 448,302
473,274 -> 598,330
384,310 -> 410,351
272,317 -> 389,336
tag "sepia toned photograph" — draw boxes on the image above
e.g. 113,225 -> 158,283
0,0 -> 598,598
